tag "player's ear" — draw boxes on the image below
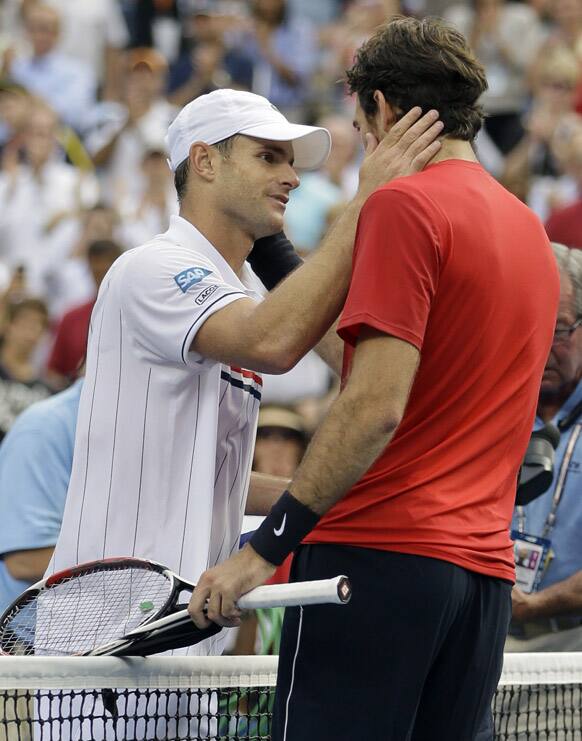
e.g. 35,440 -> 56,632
188,142 -> 218,182
373,90 -> 398,133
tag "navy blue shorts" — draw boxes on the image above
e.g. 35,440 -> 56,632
271,544 -> 511,741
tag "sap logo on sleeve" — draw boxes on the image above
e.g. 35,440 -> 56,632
195,284 -> 219,305
174,267 -> 212,293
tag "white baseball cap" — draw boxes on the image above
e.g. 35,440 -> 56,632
166,89 -> 331,172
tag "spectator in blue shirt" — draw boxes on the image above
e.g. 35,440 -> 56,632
508,242 -> 582,651
228,0 -> 317,120
0,379 -> 82,612
7,4 -> 96,132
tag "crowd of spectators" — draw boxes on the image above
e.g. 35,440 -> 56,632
2,0 -> 582,657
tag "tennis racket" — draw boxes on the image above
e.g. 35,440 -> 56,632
0,557 -> 351,657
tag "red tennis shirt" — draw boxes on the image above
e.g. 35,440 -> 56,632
305,160 -> 559,582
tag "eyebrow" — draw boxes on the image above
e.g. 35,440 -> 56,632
257,143 -> 295,166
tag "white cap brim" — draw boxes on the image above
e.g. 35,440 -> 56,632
238,122 -> 331,171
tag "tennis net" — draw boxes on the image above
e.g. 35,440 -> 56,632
0,653 -> 581,739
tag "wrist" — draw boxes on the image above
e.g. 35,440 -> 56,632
249,490 -> 321,566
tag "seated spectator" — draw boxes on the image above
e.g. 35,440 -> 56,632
226,0 -> 317,120
0,298 -> 52,442
168,2 -> 254,105
0,102 -> 100,294
545,123 -> 582,248
0,82 -> 31,167
85,47 -> 178,206
41,203 -> 121,320
46,240 -> 122,390
531,0 -> 582,116
44,0 -> 129,102
6,3 -> 97,132
253,405 -> 309,478
119,147 -> 178,248
0,377 -> 82,611
315,0 -> 400,112
502,46 -> 581,217
445,0 -> 545,154
507,243 -> 582,651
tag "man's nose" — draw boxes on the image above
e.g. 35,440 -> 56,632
282,165 -> 300,190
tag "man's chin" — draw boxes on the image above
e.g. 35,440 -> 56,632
254,220 -> 284,240
539,383 -> 562,403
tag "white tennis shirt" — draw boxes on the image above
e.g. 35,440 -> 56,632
48,215 -> 264,656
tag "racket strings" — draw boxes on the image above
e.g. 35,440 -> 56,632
0,567 -> 173,656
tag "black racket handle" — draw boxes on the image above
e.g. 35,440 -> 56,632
115,621 -> 222,657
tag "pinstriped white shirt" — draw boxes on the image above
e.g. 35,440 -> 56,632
48,215 -> 264,656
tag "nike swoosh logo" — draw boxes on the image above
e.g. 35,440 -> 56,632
274,513 -> 286,537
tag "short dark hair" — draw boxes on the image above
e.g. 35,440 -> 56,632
174,158 -> 190,204
346,16 -> 488,142
173,134 -> 239,203
87,239 -> 123,260
7,298 -> 48,324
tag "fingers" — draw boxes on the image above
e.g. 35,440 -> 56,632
188,584 -> 212,629
188,573 -> 243,629
386,108 -> 441,153
356,107 -> 443,197
206,586 -> 242,628
409,123 -> 444,171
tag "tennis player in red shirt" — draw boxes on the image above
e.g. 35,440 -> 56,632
190,17 -> 559,739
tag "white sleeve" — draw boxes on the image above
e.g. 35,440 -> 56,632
121,244 -> 250,368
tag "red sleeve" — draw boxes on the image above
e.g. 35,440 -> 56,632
47,317 -> 71,375
338,187 -> 442,350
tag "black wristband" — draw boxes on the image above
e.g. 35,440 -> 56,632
249,490 -> 321,566
247,231 -> 303,290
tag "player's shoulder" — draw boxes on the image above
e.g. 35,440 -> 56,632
363,171 -> 442,216
112,236 -> 218,287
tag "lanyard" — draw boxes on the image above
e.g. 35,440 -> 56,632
517,423 -> 582,536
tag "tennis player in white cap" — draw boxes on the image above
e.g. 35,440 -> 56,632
48,87 -> 442,661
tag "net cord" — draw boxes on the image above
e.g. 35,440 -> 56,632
1,652 -> 582,691
0,655 -> 279,690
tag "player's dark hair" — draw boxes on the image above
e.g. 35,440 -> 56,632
174,158 -> 190,203
173,134 -> 240,203
346,16 -> 488,142
212,134 -> 239,158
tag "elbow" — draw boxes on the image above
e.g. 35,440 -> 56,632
380,414 -> 402,437
252,338 -> 301,375
344,391 -> 404,438
364,405 -> 401,437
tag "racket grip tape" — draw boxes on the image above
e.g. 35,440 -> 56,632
238,575 -> 351,609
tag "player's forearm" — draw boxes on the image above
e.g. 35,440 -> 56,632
246,471 -> 291,515
287,383 -> 398,516
246,196 -> 365,371
523,572 -> 582,619
314,322 -> 343,376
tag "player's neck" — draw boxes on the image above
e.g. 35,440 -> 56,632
179,206 -> 252,277
428,138 -> 478,165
